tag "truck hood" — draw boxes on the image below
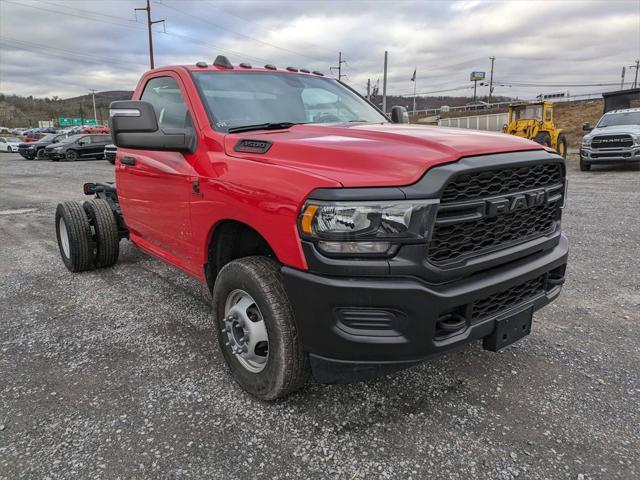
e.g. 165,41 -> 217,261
224,123 -> 543,187
585,124 -> 640,138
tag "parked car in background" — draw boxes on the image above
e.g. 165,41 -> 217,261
82,126 -> 110,134
0,136 -> 23,152
580,107 -> 640,171
23,132 -> 46,142
45,134 -> 111,161
18,133 -> 69,160
104,144 -> 117,164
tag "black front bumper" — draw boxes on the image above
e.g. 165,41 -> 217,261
282,235 -> 568,383
18,146 -> 36,158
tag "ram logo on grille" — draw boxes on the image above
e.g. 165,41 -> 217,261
486,186 -> 562,218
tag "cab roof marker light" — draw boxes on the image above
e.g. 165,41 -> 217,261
213,55 -> 234,69
195,61 -> 208,68
109,108 -> 140,117
239,62 -> 252,68
264,64 -> 277,70
300,68 -> 310,73
312,71 -> 324,76
286,66 -> 299,72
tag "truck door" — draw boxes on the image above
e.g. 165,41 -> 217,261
115,74 -> 196,269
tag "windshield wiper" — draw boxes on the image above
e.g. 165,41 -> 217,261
227,122 -> 304,134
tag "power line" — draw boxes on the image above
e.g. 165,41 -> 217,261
493,80 -> 621,87
2,0 -> 273,66
0,36 -> 147,68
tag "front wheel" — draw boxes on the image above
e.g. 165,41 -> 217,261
580,158 -> 591,171
36,148 -> 46,160
533,131 -> 552,147
65,150 -> 78,161
212,256 -> 310,400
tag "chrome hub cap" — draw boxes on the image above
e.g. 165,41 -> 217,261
222,289 -> 269,373
58,217 -> 70,258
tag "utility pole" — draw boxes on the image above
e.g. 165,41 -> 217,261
634,60 -> 640,88
621,66 -> 626,90
488,56 -> 495,104
135,0 -> 165,69
366,78 -> 371,100
89,89 -> 97,124
382,51 -> 388,114
331,52 -> 346,81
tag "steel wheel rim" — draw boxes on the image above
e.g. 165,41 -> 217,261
58,217 -> 70,258
223,289 -> 269,373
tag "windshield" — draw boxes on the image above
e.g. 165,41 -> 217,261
597,111 -> 640,128
7,137 -> 20,142
192,71 -> 388,132
513,105 -> 543,121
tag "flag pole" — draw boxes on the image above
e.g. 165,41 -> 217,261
412,72 -> 417,116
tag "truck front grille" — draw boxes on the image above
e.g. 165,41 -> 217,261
440,163 -> 563,203
471,275 -> 546,321
428,162 -> 564,265
590,135 -> 633,149
428,203 -> 557,263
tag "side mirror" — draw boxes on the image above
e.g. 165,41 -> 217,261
582,122 -> 593,132
391,105 -> 409,124
109,100 -> 196,153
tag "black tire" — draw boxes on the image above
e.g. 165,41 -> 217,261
36,148 -> 46,160
55,201 -> 94,272
107,156 -> 115,165
83,199 -> 119,268
580,158 -> 591,171
533,131 -> 552,147
65,149 -> 78,161
556,133 -> 567,159
212,256 -> 310,400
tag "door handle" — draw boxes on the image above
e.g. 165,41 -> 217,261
120,156 -> 137,166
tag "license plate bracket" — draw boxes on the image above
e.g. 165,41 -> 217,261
483,307 -> 533,352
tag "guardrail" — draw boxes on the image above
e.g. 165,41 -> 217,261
437,112 -> 509,132
411,93 -> 604,116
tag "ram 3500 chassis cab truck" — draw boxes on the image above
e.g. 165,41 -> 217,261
55,56 -> 568,400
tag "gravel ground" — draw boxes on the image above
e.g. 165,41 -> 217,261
0,153 -> 639,480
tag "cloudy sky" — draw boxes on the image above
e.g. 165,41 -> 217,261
0,0 -> 639,100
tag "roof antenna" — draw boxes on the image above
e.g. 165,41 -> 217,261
213,55 -> 234,69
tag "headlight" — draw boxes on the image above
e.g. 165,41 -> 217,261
581,137 -> 591,147
298,200 -> 437,256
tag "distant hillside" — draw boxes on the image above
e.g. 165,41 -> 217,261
0,90 -> 132,127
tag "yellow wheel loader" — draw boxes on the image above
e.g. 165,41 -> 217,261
503,101 -> 567,158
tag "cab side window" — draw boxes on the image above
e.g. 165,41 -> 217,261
78,136 -> 91,145
141,76 -> 189,129
91,135 -> 107,143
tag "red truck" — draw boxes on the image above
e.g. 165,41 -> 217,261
55,56 -> 568,400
